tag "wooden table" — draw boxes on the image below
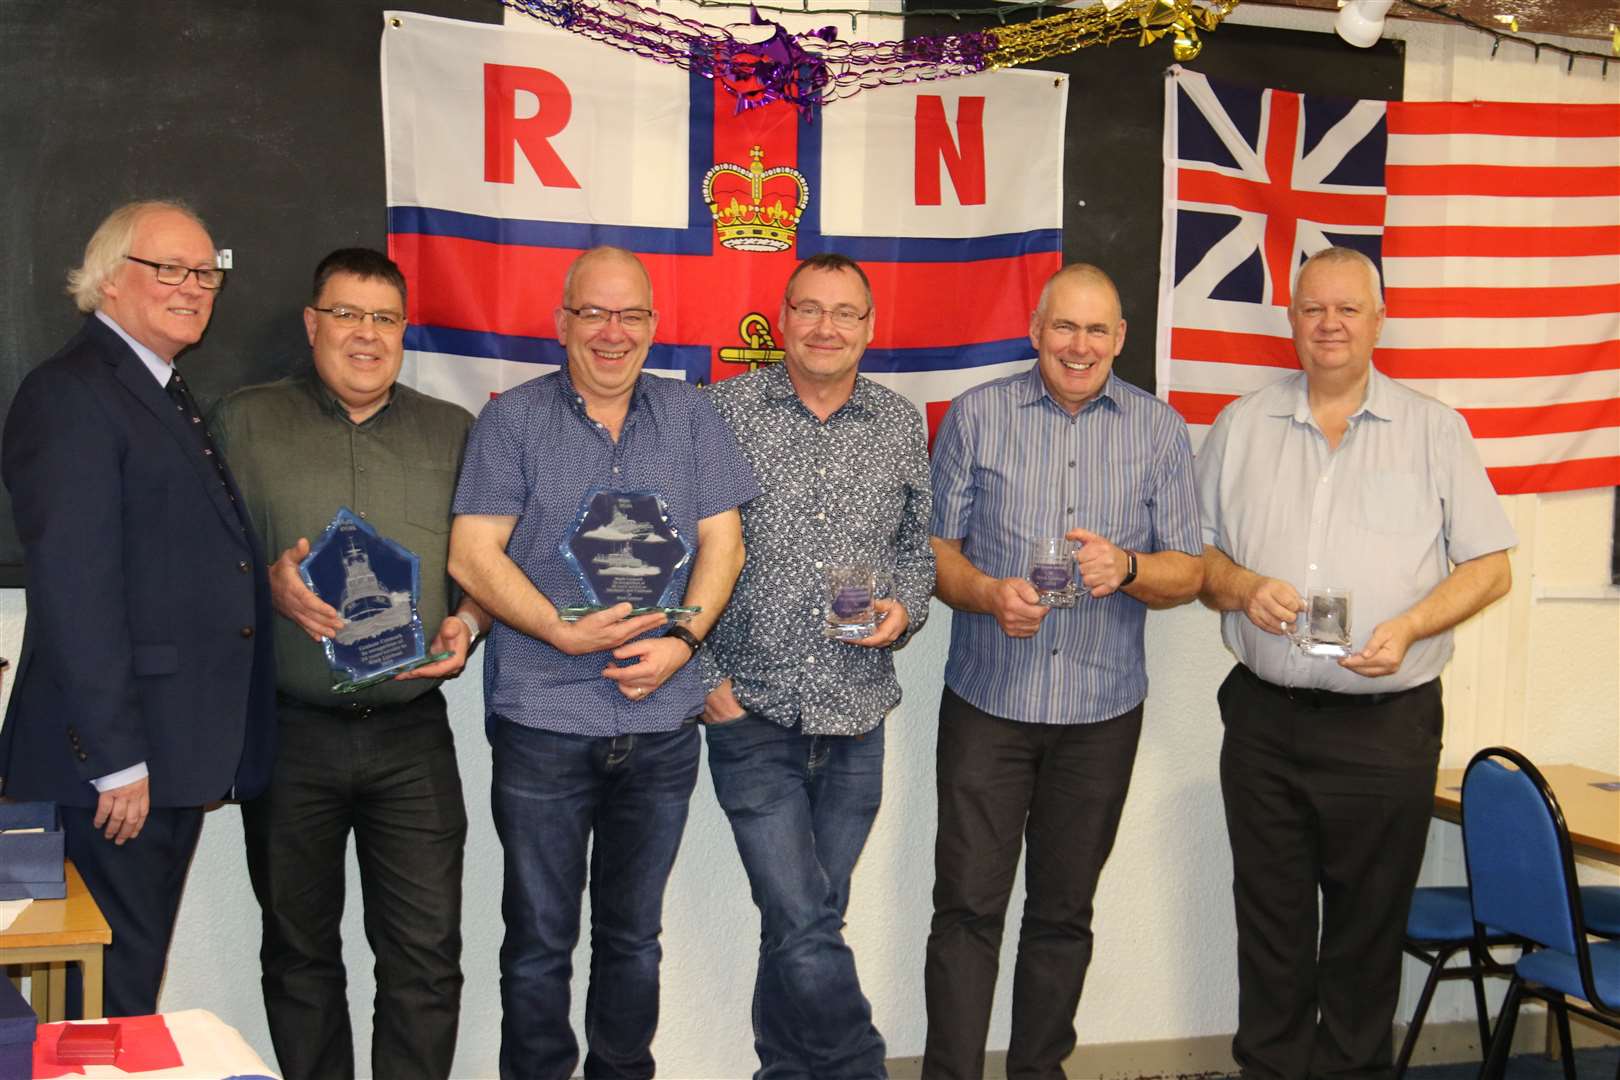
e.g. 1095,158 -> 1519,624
1435,763 -> 1620,866
0,860 -> 110,1020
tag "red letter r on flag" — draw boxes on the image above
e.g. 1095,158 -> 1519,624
484,63 -> 581,188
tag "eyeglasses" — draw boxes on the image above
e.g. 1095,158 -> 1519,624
126,256 -> 226,290
563,306 -> 653,330
786,300 -> 870,330
310,306 -> 406,332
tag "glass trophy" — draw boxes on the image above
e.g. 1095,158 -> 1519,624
1293,586 -> 1353,658
558,490 -> 699,622
300,507 -> 451,693
823,564 -> 878,640
1029,537 -> 1078,607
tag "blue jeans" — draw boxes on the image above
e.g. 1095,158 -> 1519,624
489,718 -> 700,1080
704,713 -> 888,1080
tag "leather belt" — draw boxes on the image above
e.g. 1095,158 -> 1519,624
1237,664 -> 1434,710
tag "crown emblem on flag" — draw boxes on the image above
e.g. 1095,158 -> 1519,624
701,146 -> 809,252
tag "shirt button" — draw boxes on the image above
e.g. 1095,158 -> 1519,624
237,561 -> 250,573
613,466 -> 621,475
1309,563 -> 1318,571
240,626 -> 254,638
358,511 -> 366,519
1068,461 -> 1076,468
814,561 -> 823,569
812,608 -> 821,616
1066,507 -> 1074,515
816,512 -> 826,521
357,465 -> 365,473
1051,648 -> 1059,656
806,656 -> 816,664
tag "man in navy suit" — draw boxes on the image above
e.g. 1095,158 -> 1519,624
1,199 -> 275,1017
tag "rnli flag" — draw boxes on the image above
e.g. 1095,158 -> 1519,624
381,12 -> 1066,441
1157,66 -> 1620,495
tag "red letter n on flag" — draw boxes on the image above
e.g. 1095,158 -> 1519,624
484,63 -> 581,188
914,96 -> 986,206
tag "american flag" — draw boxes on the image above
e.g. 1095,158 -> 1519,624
1156,66 -> 1620,495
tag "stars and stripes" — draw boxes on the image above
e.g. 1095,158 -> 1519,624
1158,66 -> 1619,494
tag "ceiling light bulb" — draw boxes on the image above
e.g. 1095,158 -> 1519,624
1335,0 -> 1395,46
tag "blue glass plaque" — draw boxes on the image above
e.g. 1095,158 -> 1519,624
557,490 -> 699,622
300,507 -> 449,692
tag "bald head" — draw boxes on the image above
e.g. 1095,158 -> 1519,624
1035,263 -> 1121,324
563,246 -> 653,309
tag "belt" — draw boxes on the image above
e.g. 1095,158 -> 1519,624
1237,664 -> 1434,710
275,689 -> 437,719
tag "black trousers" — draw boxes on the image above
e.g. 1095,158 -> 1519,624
923,687 -> 1144,1080
1219,664 -> 1442,1080
61,803 -> 205,1017
242,689 -> 467,1080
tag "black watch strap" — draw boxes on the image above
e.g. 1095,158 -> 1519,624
666,624 -> 702,655
1119,550 -> 1138,589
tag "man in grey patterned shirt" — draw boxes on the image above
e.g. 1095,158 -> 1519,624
702,253 -> 935,1079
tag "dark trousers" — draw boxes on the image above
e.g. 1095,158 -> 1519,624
705,714 -> 887,1080
490,718 -> 700,1080
61,804 -> 204,1017
1219,664 -> 1442,1080
923,688 -> 1144,1080
242,690 -> 467,1080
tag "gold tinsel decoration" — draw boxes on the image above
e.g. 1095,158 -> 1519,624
986,0 -> 1242,68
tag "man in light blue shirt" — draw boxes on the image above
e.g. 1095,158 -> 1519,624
924,263 -> 1203,1079
1197,246 -> 1514,1079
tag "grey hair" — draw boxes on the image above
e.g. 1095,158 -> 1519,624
65,199 -> 208,314
1293,246 -> 1384,311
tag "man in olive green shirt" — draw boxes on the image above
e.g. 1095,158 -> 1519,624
210,248 -> 487,1080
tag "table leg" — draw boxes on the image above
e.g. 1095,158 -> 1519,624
45,961 -> 66,1022
28,965 -> 48,1020
80,948 -> 103,1019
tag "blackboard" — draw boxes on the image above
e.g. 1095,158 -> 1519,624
1,3 -> 1398,585
0,0 -> 503,586
902,6 -> 1404,394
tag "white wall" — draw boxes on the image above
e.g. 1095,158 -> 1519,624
2,8 -> 1616,1077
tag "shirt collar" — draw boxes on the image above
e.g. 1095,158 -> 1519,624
96,310 -> 172,387
1015,361 -> 1122,415
558,360 -> 651,423
301,368 -> 396,427
1279,368 -> 1393,427
760,363 -> 874,418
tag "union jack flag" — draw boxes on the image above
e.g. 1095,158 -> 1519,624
1157,66 -> 1620,495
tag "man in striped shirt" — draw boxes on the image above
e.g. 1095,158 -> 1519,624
923,263 -> 1204,1078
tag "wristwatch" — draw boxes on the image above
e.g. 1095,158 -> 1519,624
665,624 -> 703,656
1119,550 -> 1138,589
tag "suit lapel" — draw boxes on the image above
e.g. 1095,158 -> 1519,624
93,319 -> 249,547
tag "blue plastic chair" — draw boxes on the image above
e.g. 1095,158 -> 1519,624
1395,879 -> 1620,1076
1460,747 -> 1620,1080
1395,886 -> 1508,1077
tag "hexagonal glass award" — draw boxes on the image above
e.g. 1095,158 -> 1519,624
557,489 -> 699,623
300,507 -> 450,692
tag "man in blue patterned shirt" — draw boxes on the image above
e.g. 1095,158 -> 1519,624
448,246 -> 758,1080
702,253 -> 935,1079
924,263 -> 1203,1079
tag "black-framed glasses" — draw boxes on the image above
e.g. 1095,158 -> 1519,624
786,300 -> 869,330
563,306 -> 653,330
126,255 -> 226,290
310,306 -> 406,332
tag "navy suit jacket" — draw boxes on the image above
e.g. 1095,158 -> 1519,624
1,315 -> 276,807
